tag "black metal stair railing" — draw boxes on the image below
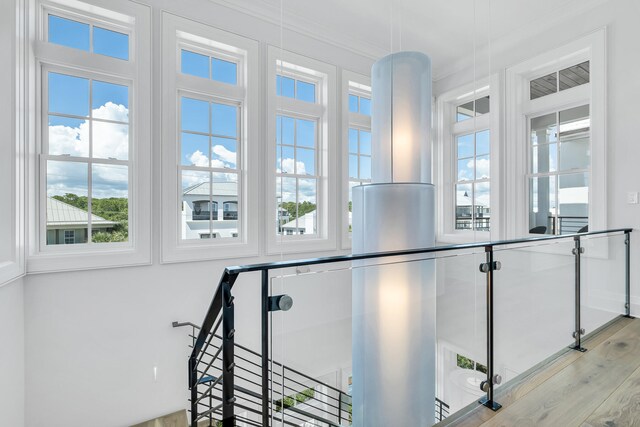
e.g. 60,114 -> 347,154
185,227 -> 632,426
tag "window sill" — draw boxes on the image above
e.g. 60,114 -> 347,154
27,245 -> 151,274
161,239 -> 259,264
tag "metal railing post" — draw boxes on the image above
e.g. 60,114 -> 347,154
261,269 -> 270,426
222,281 -> 236,426
571,236 -> 587,352
189,356 -> 198,427
338,392 -> 342,424
479,245 -> 502,411
625,231 -> 632,318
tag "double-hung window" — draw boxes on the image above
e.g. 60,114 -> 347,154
161,14 -> 258,262
436,82 -> 495,241
505,31 -> 605,237
342,72 -> 371,245
268,47 -> 336,253
31,0 -> 151,271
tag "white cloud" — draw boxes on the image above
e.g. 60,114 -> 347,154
189,150 -> 210,168
279,157 -> 306,175
476,158 -> 490,179
212,145 -> 237,167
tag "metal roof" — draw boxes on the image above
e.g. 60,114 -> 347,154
183,182 -> 237,197
47,197 -> 116,228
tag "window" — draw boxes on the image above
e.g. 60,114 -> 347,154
529,106 -> 590,235
30,0 -> 151,272
505,30 -> 605,238
268,47 -> 336,254
161,14 -> 259,262
436,82 -> 494,241
343,74 -> 371,244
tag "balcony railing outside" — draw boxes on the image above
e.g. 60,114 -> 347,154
186,227 -> 632,426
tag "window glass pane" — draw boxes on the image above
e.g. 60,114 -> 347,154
277,75 -> 295,98
360,156 -> 371,180
457,134 -> 474,158
296,80 -> 316,103
558,172 -> 589,219
559,105 -> 590,171
349,95 -> 359,113
212,137 -> 237,169
559,61 -> 590,92
92,80 -> 129,122
91,164 -> 128,242
212,173 -> 238,237
276,177 -> 297,235
531,143 -> 558,174
475,96 -> 490,115
360,97 -> 371,116
456,100 -> 474,122
181,132 -> 209,167
455,183 -> 473,230
348,128 -> 358,153
476,155 -> 490,179
48,115 -> 88,157
48,15 -> 89,51
457,158 -> 474,182
296,148 -> 315,175
93,27 -> 129,60
212,58 -> 237,85
182,170 -> 211,239
298,178 -> 317,235
46,160 -> 89,245
530,72 -> 558,100
474,182 -> 490,231
530,113 -> 557,145
181,50 -> 210,79
359,131 -> 371,155
296,119 -> 315,148
476,130 -> 490,155
92,121 -> 129,160
280,146 -> 295,173
211,103 -> 237,138
181,97 -> 209,134
49,73 -> 89,117
349,154 -> 358,179
529,176 -> 556,235
278,116 -> 295,146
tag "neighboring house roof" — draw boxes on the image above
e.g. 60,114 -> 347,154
282,210 -> 316,231
47,197 -> 116,229
183,182 -> 237,197
456,191 -> 487,208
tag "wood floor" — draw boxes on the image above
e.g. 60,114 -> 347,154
438,316 -> 640,427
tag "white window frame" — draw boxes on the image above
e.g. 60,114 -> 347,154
266,46 -> 336,255
28,0 -> 151,272
160,13 -> 259,263
435,76 -> 501,243
341,70 -> 370,249
505,29 -> 606,238
0,0 -> 25,286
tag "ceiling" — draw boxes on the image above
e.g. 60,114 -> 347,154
216,0 -> 606,79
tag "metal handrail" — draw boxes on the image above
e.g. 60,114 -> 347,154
189,227 -> 632,426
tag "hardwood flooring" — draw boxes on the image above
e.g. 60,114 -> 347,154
439,317 -> 640,427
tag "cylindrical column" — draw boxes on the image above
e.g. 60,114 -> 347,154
371,52 -> 432,184
352,183 -> 436,426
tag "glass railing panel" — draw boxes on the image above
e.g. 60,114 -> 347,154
581,233 -> 627,333
493,239 -> 576,387
435,249 -> 488,416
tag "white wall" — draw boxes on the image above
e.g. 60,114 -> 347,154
434,0 -> 640,315
0,278 -> 25,427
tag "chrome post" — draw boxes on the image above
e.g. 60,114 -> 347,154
625,231 -> 632,318
222,281 -> 236,426
478,245 -> 502,411
571,236 -> 587,352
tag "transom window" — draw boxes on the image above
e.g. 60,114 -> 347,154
181,48 -> 238,85
348,94 -> 371,116
276,74 -> 316,103
456,95 -> 490,122
528,105 -> 590,235
47,14 -> 129,60
455,130 -> 491,231
530,61 -> 590,100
